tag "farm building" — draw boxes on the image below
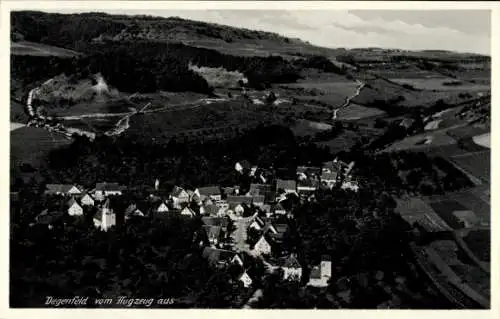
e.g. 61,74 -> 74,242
45,184 -> 82,196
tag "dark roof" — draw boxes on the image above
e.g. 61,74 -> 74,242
273,203 -> 286,211
249,183 -> 272,195
297,166 -> 321,176
321,255 -> 332,261
274,224 -> 289,234
202,225 -> 222,239
197,186 -> 221,196
171,186 -> 188,197
321,172 -> 338,180
297,178 -> 320,188
275,254 -> 301,268
237,160 -> 252,170
203,204 -> 220,216
276,179 -> 296,191
310,266 -> 322,279
125,204 -> 144,217
35,210 -> 63,224
202,247 -> 235,267
226,195 -> 253,205
45,184 -> 78,193
252,195 -> 265,203
67,197 -> 78,207
95,182 -> 122,192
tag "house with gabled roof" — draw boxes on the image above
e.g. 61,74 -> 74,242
238,271 -> 253,288
67,198 -> 83,216
180,206 -> 196,217
269,253 -> 302,281
273,202 -> 287,215
157,201 -> 169,213
227,195 -> 253,216
252,195 -> 265,207
308,255 -> 332,287
45,184 -> 82,196
170,186 -> 190,209
125,203 -> 146,220
94,182 -> 123,200
200,204 -> 222,216
252,236 -> 272,256
202,247 -> 239,269
80,193 -> 95,206
249,215 -> 266,231
297,177 -> 320,194
296,166 -> 321,180
93,198 -> 116,231
247,183 -> 274,203
321,172 -> 338,189
202,225 -> 222,246
196,186 -> 222,201
276,179 -> 297,194
235,160 -> 252,174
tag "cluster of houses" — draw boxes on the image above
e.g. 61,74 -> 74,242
32,158 -> 359,289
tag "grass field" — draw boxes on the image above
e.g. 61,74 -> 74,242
428,200 -> 469,230
53,99 -> 133,117
11,99 -> 29,122
10,126 -> 71,172
11,41 -> 80,58
336,103 -> 386,120
280,76 -> 359,108
290,119 -> 332,137
385,129 -> 458,152
390,78 -> 490,92
127,100 -> 277,139
352,78 -> 468,109
316,130 -> 363,154
449,151 -> 490,184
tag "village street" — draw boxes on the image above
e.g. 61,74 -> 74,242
231,217 -> 252,254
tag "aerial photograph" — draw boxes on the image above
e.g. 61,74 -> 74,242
9,8 -> 491,309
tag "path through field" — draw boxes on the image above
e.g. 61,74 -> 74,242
333,80 -> 364,120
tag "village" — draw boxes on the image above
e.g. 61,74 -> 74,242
30,157 -> 359,291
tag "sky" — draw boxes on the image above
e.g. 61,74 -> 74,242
48,9 -> 491,55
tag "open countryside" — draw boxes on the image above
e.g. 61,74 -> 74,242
9,9 -> 490,309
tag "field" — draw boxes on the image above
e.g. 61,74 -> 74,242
10,126 -> 71,171
11,41 -> 80,58
126,100 -> 279,139
449,151 -> 490,184
336,103 -> 386,120
428,200 -> 469,230
461,229 -> 490,262
390,78 -> 490,92
61,117 -> 119,133
316,129 -> 364,154
279,74 -> 359,108
351,78 -> 466,109
53,100 -> 133,117
290,119 -> 332,137
385,129 -> 458,153
11,99 -> 29,122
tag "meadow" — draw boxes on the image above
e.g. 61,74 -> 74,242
390,78 -> 490,92
10,126 -> 71,170
11,41 -> 80,58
